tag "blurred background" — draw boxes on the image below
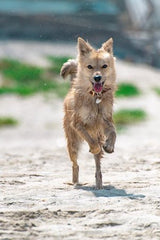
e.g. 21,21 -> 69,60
1,0 -> 160,66
0,0 -> 159,149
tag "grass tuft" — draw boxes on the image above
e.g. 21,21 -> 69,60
0,59 -> 43,82
0,58 -> 71,97
114,109 -> 146,128
0,116 -> 18,127
116,83 -> 141,98
154,87 -> 160,96
0,81 -> 70,97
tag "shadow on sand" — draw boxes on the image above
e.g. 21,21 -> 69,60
75,185 -> 145,199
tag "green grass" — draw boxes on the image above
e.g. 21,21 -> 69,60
0,59 -> 43,82
0,81 -> 70,97
0,116 -> 18,127
113,109 -> 146,128
154,87 -> 160,96
116,83 -> 141,98
0,58 -> 70,97
0,86 -> 33,96
47,56 -> 71,74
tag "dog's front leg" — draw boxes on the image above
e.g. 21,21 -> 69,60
72,120 -> 101,155
103,119 -> 116,153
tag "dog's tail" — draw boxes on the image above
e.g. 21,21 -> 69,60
60,59 -> 77,82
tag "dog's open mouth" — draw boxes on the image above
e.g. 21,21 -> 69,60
93,82 -> 103,93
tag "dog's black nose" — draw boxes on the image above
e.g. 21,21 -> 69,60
94,75 -> 102,82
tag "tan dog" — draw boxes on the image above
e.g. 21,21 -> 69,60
60,37 -> 117,189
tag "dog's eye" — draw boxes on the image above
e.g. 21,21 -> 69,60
102,64 -> 108,68
87,65 -> 93,69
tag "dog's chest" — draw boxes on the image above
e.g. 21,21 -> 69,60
79,104 -> 103,125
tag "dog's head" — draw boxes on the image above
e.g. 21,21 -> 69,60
77,37 -> 116,92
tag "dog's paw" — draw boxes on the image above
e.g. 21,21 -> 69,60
103,131 -> 116,153
95,184 -> 103,190
103,140 -> 114,153
89,143 -> 101,155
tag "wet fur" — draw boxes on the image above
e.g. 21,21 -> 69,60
61,37 -> 117,189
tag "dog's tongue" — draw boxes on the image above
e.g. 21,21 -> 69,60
93,83 -> 103,93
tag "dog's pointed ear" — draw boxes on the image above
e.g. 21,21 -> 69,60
78,37 -> 92,56
101,38 -> 113,54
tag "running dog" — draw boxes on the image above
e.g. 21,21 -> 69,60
60,37 -> 116,189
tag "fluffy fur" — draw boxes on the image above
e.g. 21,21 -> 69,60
60,59 -> 77,82
61,37 -> 117,189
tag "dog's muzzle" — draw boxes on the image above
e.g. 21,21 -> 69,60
92,74 -> 104,93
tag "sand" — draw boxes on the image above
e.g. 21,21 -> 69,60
0,41 -> 160,240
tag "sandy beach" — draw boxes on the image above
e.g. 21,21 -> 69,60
0,41 -> 160,239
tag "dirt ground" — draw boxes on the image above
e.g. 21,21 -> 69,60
0,42 -> 160,240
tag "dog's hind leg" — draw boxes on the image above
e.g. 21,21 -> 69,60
94,151 -> 103,189
66,128 -> 81,184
